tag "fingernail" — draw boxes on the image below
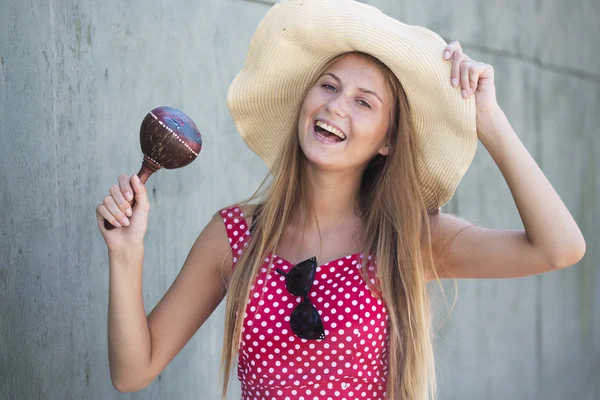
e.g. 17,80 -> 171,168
121,217 -> 130,226
462,90 -> 468,98
126,208 -> 132,217
113,221 -> 122,228
451,78 -> 459,87
133,174 -> 140,183
125,192 -> 133,201
443,51 -> 450,59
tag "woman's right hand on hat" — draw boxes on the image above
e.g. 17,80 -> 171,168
95,173 -> 150,251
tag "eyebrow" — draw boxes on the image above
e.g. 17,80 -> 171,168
323,72 -> 383,104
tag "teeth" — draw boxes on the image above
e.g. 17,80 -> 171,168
316,120 -> 346,140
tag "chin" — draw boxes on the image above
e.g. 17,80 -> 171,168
299,145 -> 337,170
301,147 -> 328,166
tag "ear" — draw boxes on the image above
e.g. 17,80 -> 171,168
378,142 -> 390,157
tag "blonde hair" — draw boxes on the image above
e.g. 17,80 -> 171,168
220,52 -> 449,399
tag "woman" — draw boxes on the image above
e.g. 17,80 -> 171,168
95,1 -> 586,399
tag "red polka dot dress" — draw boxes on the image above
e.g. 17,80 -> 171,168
221,206 -> 390,400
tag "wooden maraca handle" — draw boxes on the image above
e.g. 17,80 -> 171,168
103,164 -> 154,231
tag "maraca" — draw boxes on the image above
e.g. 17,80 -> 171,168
104,106 -> 202,230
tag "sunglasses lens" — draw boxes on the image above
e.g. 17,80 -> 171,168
290,301 -> 325,340
286,259 -> 316,297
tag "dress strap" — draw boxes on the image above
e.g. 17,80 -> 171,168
219,205 -> 251,269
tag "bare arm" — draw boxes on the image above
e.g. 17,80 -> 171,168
429,213 -> 577,281
428,42 -> 586,282
428,108 -> 586,281
108,214 -> 232,391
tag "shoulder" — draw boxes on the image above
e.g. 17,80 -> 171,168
219,203 -> 260,231
428,210 -> 473,235
238,203 -> 260,228
426,211 -> 476,280
213,203 -> 261,272
428,211 -> 475,251
183,203 -> 261,284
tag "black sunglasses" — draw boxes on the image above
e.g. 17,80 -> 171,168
275,256 -> 326,340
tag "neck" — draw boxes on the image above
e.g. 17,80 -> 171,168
299,163 -> 364,230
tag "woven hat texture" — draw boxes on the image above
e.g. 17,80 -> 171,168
227,0 -> 477,212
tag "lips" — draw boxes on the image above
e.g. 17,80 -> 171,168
313,124 -> 340,144
313,119 -> 347,143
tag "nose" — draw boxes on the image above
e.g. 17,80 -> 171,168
325,94 -> 349,118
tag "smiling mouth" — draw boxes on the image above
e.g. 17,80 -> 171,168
314,120 -> 346,142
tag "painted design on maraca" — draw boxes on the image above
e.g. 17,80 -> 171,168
140,106 -> 202,173
104,106 -> 202,231
149,108 -> 202,156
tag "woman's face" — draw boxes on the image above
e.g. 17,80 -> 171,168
297,53 -> 393,172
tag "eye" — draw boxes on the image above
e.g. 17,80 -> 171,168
357,99 -> 371,109
321,83 -> 338,92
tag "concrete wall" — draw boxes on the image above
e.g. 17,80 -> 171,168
0,0 -> 597,399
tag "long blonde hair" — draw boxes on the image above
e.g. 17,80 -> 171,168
220,52 -> 447,399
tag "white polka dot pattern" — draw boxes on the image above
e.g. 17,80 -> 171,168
221,206 -> 389,399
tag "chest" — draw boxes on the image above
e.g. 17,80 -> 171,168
274,221 -> 364,266
237,253 -> 389,387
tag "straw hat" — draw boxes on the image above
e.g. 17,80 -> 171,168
226,0 -> 477,213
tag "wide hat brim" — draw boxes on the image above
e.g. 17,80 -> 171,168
227,0 -> 477,213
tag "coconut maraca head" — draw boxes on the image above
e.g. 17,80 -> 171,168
140,106 -> 202,172
104,106 -> 202,231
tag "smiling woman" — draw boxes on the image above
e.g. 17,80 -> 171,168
96,0 -> 586,399
221,47 -> 434,399
297,53 -> 395,171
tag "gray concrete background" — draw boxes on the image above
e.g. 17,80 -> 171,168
0,0 -> 597,399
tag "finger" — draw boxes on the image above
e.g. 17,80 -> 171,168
96,203 -> 122,228
450,49 -> 464,88
110,184 -> 132,218
130,175 -> 150,212
103,194 -> 130,227
469,64 -> 482,96
118,174 -> 134,217
443,40 -> 462,60
118,174 -> 134,203
460,61 -> 472,98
